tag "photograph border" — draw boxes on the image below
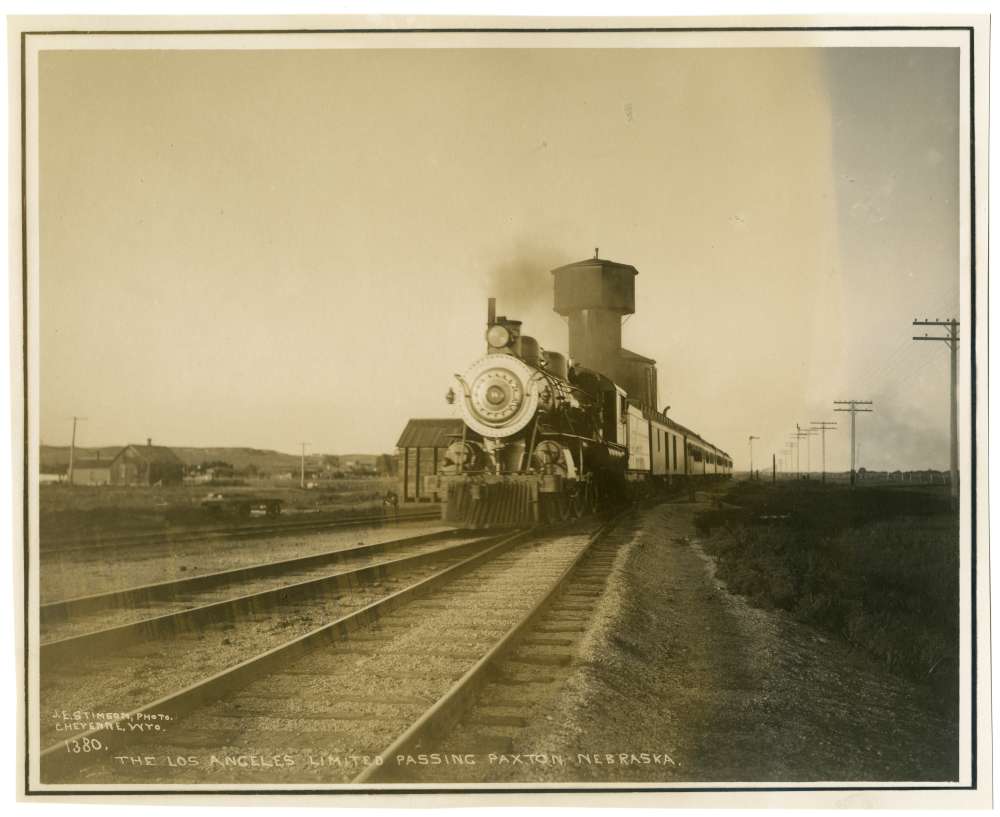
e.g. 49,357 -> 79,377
11,15 -> 989,804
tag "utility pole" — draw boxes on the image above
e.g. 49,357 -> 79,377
792,427 -> 811,479
772,453 -> 776,483
810,421 -> 838,483
788,432 -> 804,478
797,424 -> 818,479
68,416 -> 87,486
748,435 -> 759,481
299,442 -> 309,489
834,400 -> 874,487
913,318 -> 960,509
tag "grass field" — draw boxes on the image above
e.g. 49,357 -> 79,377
39,478 -> 402,540
694,481 -> 959,714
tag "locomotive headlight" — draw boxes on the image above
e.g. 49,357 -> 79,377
486,324 -> 511,349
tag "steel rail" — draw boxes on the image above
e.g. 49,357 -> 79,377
40,532 -> 509,669
39,527 -> 531,782
40,507 -> 442,557
354,511 -> 625,783
41,527 -> 472,624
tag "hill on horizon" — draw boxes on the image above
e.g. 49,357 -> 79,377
39,445 -> 388,473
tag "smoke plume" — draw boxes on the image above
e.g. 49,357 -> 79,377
485,240 -> 576,353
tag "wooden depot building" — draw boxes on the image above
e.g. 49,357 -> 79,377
395,418 -> 463,503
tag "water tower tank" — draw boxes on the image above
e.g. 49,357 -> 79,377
551,252 -> 638,379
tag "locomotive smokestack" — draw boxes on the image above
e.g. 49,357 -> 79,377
487,297 -> 496,325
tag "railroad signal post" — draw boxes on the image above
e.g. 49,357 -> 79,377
834,400 -> 873,487
913,318 -> 959,508
810,420 -> 837,483
748,435 -> 759,481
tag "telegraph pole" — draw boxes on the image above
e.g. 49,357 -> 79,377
834,401 -> 873,486
789,432 -> 804,478
299,442 -> 309,489
810,421 -> 837,483
68,416 -> 87,486
748,435 -> 759,481
792,427 -> 811,479
798,424 -> 818,479
913,318 -> 960,508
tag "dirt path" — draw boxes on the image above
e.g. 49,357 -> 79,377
473,500 -> 958,784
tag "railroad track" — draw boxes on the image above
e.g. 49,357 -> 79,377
40,528 -> 496,655
38,528 -> 512,751
40,513 -> 626,785
372,512 -> 637,783
40,508 -> 442,557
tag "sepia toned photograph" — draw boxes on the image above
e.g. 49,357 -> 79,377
10,14 -> 990,806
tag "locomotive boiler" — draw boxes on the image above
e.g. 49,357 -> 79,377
438,252 -> 732,528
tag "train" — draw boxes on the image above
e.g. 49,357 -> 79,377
436,252 -> 732,527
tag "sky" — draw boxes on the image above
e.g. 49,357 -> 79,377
38,46 -> 959,469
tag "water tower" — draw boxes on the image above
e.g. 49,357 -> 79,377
551,250 -> 658,411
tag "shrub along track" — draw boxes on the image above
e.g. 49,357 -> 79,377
43,515 -> 623,785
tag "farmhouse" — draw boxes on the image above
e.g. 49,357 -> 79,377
110,439 -> 184,486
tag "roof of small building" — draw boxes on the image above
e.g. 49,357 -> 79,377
396,418 -> 465,449
72,459 -> 112,470
113,444 -> 184,466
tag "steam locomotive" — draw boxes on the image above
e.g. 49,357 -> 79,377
437,253 -> 732,527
